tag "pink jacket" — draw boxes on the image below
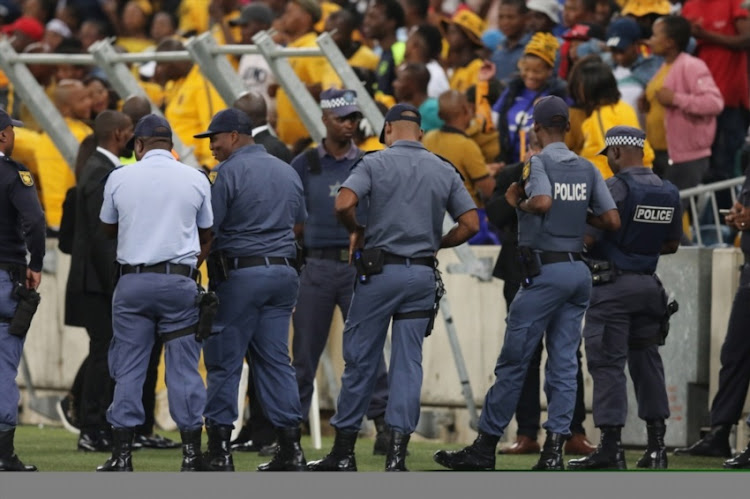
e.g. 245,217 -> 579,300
663,52 -> 724,164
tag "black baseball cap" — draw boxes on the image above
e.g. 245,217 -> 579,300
229,3 -> 274,27
379,103 -> 422,144
194,108 -> 254,138
127,114 -> 172,149
0,108 -> 23,129
532,96 -> 569,128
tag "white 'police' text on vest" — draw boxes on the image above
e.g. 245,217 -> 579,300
553,182 -> 587,201
633,205 -> 674,224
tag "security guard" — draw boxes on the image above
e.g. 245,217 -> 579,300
568,126 -> 682,471
195,108 -> 308,472
291,89 -> 391,454
307,104 -> 479,472
97,114 -> 214,472
0,109 -> 45,472
434,96 -> 620,471
676,164 -> 750,469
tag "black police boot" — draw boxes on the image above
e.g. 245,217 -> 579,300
531,431 -> 566,471
257,427 -> 306,471
568,426 -> 626,470
724,440 -> 750,469
433,431 -> 499,471
96,427 -> 134,472
180,428 -> 205,472
637,420 -> 668,469
307,429 -> 358,471
674,425 -> 732,458
0,428 -> 37,471
385,430 -> 410,471
373,415 -> 390,455
204,425 -> 234,471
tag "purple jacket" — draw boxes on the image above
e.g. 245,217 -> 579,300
663,52 -> 724,164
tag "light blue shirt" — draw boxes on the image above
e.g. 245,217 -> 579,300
100,149 -> 213,267
342,140 -> 476,258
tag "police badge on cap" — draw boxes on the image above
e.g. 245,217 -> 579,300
320,89 -> 361,118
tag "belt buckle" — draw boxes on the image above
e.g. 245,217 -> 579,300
339,249 -> 349,262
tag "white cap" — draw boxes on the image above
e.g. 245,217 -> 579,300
45,18 -> 72,38
527,0 -> 561,24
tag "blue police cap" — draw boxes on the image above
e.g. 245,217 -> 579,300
320,88 -> 361,118
0,108 -> 23,129
194,108 -> 254,138
606,18 -> 642,51
127,114 -> 172,149
598,125 -> 646,155
379,103 -> 422,144
532,96 -> 569,128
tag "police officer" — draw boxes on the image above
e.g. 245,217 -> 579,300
0,109 -> 45,472
675,163 -> 750,469
307,104 -> 479,472
195,108 -> 308,472
291,89 -> 391,454
566,126 -> 682,470
97,114 -> 213,472
434,96 -> 620,471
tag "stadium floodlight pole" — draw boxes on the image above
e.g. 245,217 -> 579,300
0,39 -> 79,170
88,39 -> 200,167
315,32 -> 385,134
185,32 -> 246,107
252,30 -> 326,143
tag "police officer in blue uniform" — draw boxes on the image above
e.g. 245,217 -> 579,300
307,104 -> 479,471
434,96 -> 620,471
0,109 -> 45,472
291,89 -> 391,454
97,114 -> 214,472
195,108 -> 308,472
568,126 -> 682,471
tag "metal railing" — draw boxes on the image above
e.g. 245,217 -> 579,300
680,177 -> 744,247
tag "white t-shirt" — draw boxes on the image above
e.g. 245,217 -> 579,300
613,65 -> 645,128
238,53 -> 276,110
426,60 -> 450,99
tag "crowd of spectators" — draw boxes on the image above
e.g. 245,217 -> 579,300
1,0 -> 748,243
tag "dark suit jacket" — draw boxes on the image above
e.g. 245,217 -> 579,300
64,150 -> 118,326
254,129 -> 293,163
485,162 -> 523,283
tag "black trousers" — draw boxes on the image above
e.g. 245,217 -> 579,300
710,264 -> 750,427
504,280 -> 587,439
78,293 -> 114,433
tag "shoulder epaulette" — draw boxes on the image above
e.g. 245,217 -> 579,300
349,149 -> 377,172
99,163 -> 130,185
432,152 -> 465,182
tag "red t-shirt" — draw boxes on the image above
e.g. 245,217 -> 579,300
682,0 -> 749,109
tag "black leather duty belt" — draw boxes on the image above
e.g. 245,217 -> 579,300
306,247 -> 350,263
383,253 -> 435,267
228,256 -> 297,270
538,252 -> 583,265
120,262 -> 199,280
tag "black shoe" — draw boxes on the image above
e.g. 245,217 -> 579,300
133,433 -> 181,450
674,426 -> 732,458
568,426 -> 626,471
636,421 -> 668,469
96,427 -> 134,472
204,425 -> 234,471
78,430 -> 112,453
258,442 -> 279,457
257,427 -> 306,471
0,429 -> 37,471
180,428 -> 205,472
531,432 -> 566,471
307,430 -> 358,471
724,443 -> 750,469
230,439 -> 262,452
385,430 -> 410,471
56,395 -> 80,435
433,432 -> 498,471
373,416 -> 389,455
